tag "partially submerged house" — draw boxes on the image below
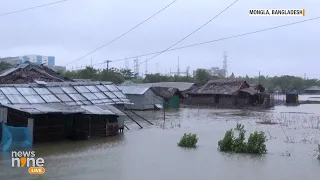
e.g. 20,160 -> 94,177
0,63 -> 132,145
184,80 -> 270,107
137,82 -> 197,98
150,87 -> 182,108
117,86 -> 163,110
305,86 -> 320,94
0,81 -> 131,144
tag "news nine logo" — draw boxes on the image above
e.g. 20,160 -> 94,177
11,151 -> 45,175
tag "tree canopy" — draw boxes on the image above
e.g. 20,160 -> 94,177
0,62 -> 318,93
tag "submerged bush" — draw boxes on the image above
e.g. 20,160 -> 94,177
218,123 -> 267,154
178,133 -> 198,147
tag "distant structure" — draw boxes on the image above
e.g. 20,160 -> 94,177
0,55 -> 67,72
133,58 -> 139,78
222,52 -> 228,77
51,66 -> 67,72
192,53 -> 228,78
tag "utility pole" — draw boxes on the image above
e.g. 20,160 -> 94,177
177,56 -> 180,77
91,58 -> 92,67
105,60 -> 112,73
145,59 -> 148,75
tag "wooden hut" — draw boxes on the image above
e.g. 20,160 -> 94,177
184,80 -> 268,107
150,87 -> 183,108
0,81 -> 131,144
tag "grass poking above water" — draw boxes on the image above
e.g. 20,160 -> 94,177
178,133 -> 198,148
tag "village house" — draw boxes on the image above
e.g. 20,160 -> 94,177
150,87 -> 183,108
184,80 -> 270,107
305,86 -> 320,94
0,62 -> 132,145
117,86 -> 164,110
136,82 -> 197,98
0,81 -> 131,144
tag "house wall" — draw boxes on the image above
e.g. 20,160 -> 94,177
125,89 -> 164,110
166,95 -> 180,108
0,107 -> 8,123
183,95 -> 215,106
33,114 -> 69,144
236,98 -> 250,105
219,96 -> 236,106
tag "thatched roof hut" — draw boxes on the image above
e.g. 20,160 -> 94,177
150,87 -> 182,99
189,79 -> 250,95
0,62 -> 73,84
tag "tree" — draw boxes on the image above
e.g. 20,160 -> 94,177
119,68 -> 135,80
194,69 -> 212,85
0,62 -> 13,72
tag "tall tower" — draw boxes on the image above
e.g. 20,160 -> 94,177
134,58 -> 139,78
223,52 -> 228,78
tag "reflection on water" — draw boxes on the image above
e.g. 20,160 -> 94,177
1,105 -> 320,180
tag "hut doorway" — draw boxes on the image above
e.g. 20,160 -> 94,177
215,95 -> 220,104
65,118 -> 74,139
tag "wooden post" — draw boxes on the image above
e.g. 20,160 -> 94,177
27,118 -> 34,145
163,103 -> 166,123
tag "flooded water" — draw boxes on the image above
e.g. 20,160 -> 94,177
274,94 -> 320,102
1,105 -> 320,180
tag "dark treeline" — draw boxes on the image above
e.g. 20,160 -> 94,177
62,67 -> 320,93
0,62 -> 318,93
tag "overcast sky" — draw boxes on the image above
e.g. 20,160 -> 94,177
0,0 -> 319,78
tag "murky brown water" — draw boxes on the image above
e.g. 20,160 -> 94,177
1,105 -> 320,180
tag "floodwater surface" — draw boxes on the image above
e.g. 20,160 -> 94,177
1,105 -> 320,180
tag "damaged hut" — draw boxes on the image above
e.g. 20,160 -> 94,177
137,82 -> 197,98
0,62 -> 73,84
0,81 -> 132,145
185,80 -> 270,108
150,87 -> 182,108
117,86 -> 164,110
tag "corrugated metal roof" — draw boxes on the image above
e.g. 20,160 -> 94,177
0,81 -> 131,106
305,86 -> 320,91
81,105 -> 115,115
98,104 -> 125,116
2,104 -> 71,114
2,103 -> 117,115
136,82 -> 195,91
117,86 -> 150,95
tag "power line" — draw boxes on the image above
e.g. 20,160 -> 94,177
134,0 -> 239,68
65,0 -> 178,66
0,0 -> 71,17
75,16 -> 320,70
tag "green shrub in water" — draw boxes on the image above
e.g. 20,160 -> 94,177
246,131 -> 267,154
178,133 -> 198,147
218,123 -> 267,154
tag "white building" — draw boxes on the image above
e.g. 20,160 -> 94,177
193,67 -> 226,77
0,55 -> 55,67
19,55 -> 55,67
